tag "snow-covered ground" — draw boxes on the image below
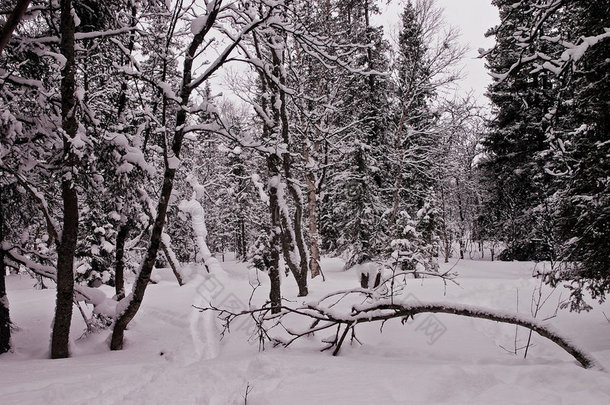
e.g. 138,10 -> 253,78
2,257 -> 610,404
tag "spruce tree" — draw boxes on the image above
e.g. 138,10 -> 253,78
483,0 -> 610,308
479,0 -> 558,261
320,0 -> 392,268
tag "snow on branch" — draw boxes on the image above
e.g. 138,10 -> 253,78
19,26 -> 140,44
560,28 -> 610,63
178,178 -> 223,274
1,244 -> 116,318
486,0 -> 610,81
188,4 -> 276,91
3,170 -> 61,244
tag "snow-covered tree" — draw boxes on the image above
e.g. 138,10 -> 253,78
483,0 -> 610,309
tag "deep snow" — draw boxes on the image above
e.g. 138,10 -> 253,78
2,257 -> 610,404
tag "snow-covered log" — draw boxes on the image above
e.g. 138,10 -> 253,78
341,300 -> 601,370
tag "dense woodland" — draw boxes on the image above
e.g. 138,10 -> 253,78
0,0 -> 608,359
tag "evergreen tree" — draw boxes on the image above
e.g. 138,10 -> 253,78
479,0 -> 558,261
540,1 -> 610,309
320,0 -> 392,268
483,0 -> 610,308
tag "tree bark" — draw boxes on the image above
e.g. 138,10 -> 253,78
274,42 -> 309,295
345,302 -> 599,369
239,217 -> 247,260
51,0 -> 79,359
389,102 -> 408,226
254,30 -> 308,297
269,154 -> 308,297
305,160 -> 322,279
266,157 -> 283,313
439,184 -> 451,263
0,0 -> 31,55
114,223 -> 129,300
161,237 -> 184,286
110,165 -> 177,350
0,197 -> 10,354
0,250 -> 9,354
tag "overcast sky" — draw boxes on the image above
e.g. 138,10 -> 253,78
379,0 -> 500,103
216,1 -> 501,107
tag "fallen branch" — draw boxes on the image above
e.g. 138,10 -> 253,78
196,294 -> 602,370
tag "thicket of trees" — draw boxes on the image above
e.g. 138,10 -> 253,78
479,0 -> 610,310
1,0 -> 607,358
0,0 -> 482,356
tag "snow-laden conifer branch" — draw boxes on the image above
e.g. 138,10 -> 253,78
485,1 -> 610,81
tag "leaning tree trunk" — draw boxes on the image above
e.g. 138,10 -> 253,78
110,0 -> 235,350
0,0 -> 31,55
51,0 -> 79,359
110,163 -> 178,350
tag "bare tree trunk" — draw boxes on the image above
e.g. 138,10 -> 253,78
389,102 -> 409,226
459,238 -> 465,260
439,184 -> 451,263
51,0 -> 79,359
305,165 -> 322,279
274,45 -> 310,295
266,157 -> 283,313
0,197 -> 10,354
239,217 -> 247,260
0,0 -> 31,55
269,155 -> 308,297
114,223 -> 129,300
0,251 -> 9,354
303,135 -> 323,279
110,165 -> 177,350
254,30 -> 308,297
116,4 -> 137,119
112,5 -> 137,301
161,238 -> 184,286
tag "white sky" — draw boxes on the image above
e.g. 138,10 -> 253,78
378,0 -> 500,104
